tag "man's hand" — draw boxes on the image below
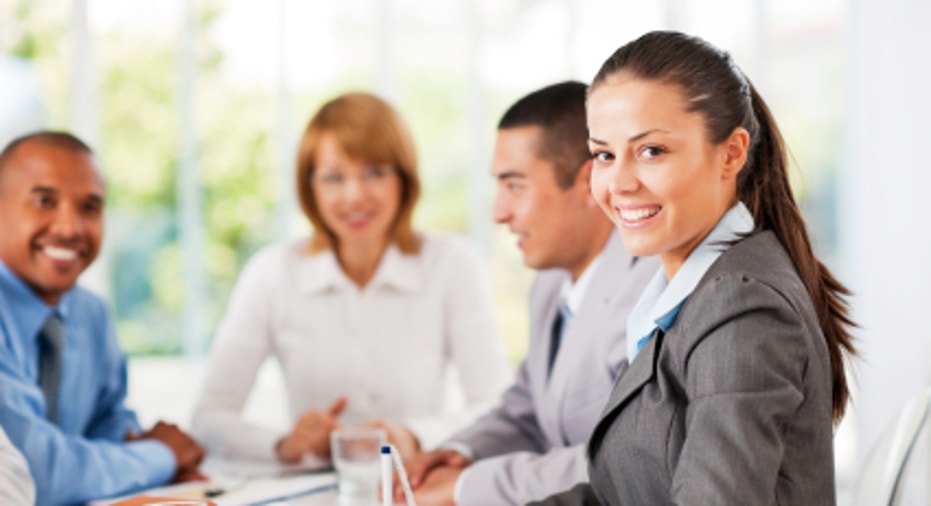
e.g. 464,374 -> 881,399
405,449 -> 472,489
400,465 -> 462,506
276,397 -> 347,463
394,448 -> 471,502
363,419 -> 421,461
140,421 -> 205,483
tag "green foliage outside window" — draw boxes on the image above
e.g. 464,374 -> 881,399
3,0 -> 532,362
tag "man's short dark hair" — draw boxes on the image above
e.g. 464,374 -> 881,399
0,131 -> 93,176
498,81 -> 589,189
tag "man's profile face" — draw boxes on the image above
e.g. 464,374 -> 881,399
491,125 -> 590,272
0,143 -> 105,305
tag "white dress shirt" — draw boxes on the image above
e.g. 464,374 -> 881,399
0,426 -> 34,505
192,232 -> 511,460
559,253 -> 602,317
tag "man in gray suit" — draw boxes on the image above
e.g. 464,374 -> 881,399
400,81 -> 657,505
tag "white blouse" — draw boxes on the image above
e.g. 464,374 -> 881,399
0,427 -> 34,505
191,232 -> 511,460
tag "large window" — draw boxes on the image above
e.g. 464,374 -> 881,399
3,0 -> 848,359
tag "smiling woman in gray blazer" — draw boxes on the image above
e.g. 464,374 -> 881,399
535,31 -> 856,505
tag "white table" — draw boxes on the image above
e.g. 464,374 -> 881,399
92,457 -> 412,505
91,458 -> 339,505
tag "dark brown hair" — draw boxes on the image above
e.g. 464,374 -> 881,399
592,31 -> 855,422
0,131 -> 93,177
295,92 -> 420,253
498,81 -> 590,189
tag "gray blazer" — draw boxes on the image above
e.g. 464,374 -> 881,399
450,232 -> 658,505
534,231 -> 836,506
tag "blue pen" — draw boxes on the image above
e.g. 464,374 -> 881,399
381,445 -> 393,506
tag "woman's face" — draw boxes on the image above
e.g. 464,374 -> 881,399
587,77 -> 747,278
311,133 -> 402,253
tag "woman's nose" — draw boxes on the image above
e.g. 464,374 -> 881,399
341,176 -> 366,200
608,160 -> 639,194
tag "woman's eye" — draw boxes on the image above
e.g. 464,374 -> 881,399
363,167 -> 389,180
319,173 -> 343,184
591,151 -> 614,163
638,145 -> 666,159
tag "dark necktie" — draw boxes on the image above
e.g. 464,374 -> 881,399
547,304 -> 570,378
37,313 -> 64,424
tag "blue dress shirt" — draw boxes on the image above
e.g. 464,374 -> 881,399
0,261 -> 175,504
626,202 -> 755,363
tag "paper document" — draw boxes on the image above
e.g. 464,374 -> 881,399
90,472 -> 337,505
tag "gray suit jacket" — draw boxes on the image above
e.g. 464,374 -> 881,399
450,232 -> 658,504
534,232 -> 836,506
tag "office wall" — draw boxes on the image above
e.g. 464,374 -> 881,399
841,0 -> 931,468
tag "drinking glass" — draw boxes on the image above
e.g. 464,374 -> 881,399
330,427 -> 387,505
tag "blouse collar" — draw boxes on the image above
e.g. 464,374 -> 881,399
298,240 -> 424,295
626,202 -> 755,362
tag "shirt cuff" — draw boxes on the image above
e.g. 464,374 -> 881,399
126,439 -> 176,486
453,465 -> 472,504
402,417 -> 447,451
439,441 -> 475,461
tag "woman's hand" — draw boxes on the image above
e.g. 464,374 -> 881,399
362,418 -> 421,461
275,397 -> 348,463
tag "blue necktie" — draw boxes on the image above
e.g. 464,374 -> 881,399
37,313 -> 64,424
548,304 -> 571,377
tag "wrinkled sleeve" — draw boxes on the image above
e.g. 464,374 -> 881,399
191,250 -> 282,460
0,357 -> 175,504
448,359 -> 546,460
457,444 -> 590,505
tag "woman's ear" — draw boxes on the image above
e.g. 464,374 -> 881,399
722,127 -> 750,180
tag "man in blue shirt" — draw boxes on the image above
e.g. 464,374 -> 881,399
0,131 -> 205,504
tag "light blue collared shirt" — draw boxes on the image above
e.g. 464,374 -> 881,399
626,202 -> 755,363
0,261 -> 175,504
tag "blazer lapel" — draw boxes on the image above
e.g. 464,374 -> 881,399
547,232 -> 634,397
588,327 -> 663,458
